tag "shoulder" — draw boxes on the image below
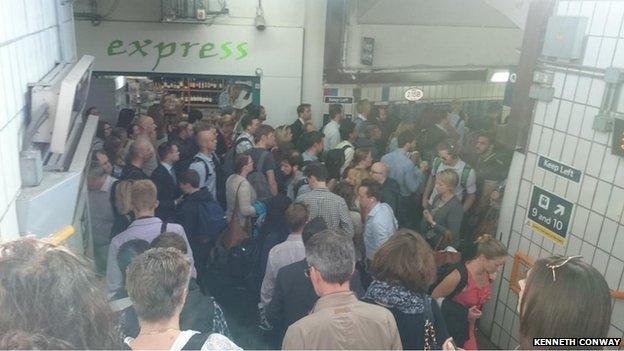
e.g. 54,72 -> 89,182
355,300 -> 396,320
202,333 -> 241,350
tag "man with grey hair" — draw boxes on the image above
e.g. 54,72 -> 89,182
122,137 -> 153,180
282,230 -> 401,350
87,161 -> 116,274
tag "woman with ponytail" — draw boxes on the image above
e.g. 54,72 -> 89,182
431,234 -> 507,350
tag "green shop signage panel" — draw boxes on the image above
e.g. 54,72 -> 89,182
527,186 -> 574,246
75,21 -> 303,77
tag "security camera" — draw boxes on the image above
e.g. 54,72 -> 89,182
255,12 -> 266,31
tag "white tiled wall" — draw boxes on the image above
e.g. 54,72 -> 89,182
483,1 -> 624,348
0,0 -> 76,241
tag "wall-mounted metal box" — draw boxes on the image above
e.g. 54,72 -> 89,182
542,16 -> 588,60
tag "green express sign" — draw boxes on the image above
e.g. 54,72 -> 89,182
107,39 -> 249,71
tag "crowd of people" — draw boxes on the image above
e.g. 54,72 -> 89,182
0,99 -> 614,350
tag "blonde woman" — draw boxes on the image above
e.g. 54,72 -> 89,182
420,169 -> 463,249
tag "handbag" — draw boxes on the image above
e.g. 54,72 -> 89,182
222,180 -> 251,250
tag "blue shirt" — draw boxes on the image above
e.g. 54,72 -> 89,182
380,149 -> 423,197
363,203 -> 398,260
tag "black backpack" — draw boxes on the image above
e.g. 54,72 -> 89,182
325,144 -> 352,179
246,150 -> 273,200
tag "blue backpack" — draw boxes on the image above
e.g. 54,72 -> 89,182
196,198 -> 228,240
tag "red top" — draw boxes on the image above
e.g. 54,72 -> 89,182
452,263 -> 492,350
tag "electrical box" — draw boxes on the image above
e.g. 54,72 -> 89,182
613,116 -> 624,157
542,16 -> 588,60
529,84 -> 554,102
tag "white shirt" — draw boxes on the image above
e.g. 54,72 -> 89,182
323,120 -> 341,151
124,330 -> 241,351
259,234 -> 305,308
363,202 -> 398,260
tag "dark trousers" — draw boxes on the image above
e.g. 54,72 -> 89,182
399,194 -> 423,230
190,240 -> 212,292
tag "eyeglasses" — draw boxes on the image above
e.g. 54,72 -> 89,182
546,255 -> 582,282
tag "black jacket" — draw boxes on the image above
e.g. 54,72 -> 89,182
175,188 -> 215,242
290,119 -> 304,146
121,164 -> 149,181
265,259 -> 365,342
381,178 -> 402,216
151,164 -> 182,221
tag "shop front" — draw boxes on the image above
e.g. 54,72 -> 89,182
76,20 -> 303,125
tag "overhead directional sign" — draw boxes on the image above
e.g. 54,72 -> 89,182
324,97 -> 353,104
537,155 -> 582,183
527,186 -> 574,246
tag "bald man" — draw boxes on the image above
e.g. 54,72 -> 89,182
122,137 -> 154,180
369,162 -> 401,223
134,115 -> 159,176
189,125 -> 225,207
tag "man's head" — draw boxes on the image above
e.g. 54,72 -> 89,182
305,230 -> 355,296
286,203 -> 309,234
126,248 -> 191,323
303,162 -> 328,188
302,217 -> 328,246
129,138 -> 154,164
176,121 -> 194,140
178,169 -> 200,194
357,100 -> 372,117
367,123 -> 382,141
87,161 -> 107,190
219,114 -> 236,136
93,150 -> 113,175
339,119 -> 357,142
196,128 -> 217,153
370,162 -> 388,184
300,131 -> 324,154
437,141 -> 459,166
187,109 -> 203,124
297,103 -> 312,121
328,104 -> 343,122
475,132 -> 493,155
254,124 -> 276,148
137,115 -> 157,138
150,232 -> 188,254
157,142 -> 180,164
130,180 -> 158,214
280,151 -> 303,177
377,105 -> 388,121
357,178 -> 382,212
397,130 -> 416,150
240,113 -> 260,134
